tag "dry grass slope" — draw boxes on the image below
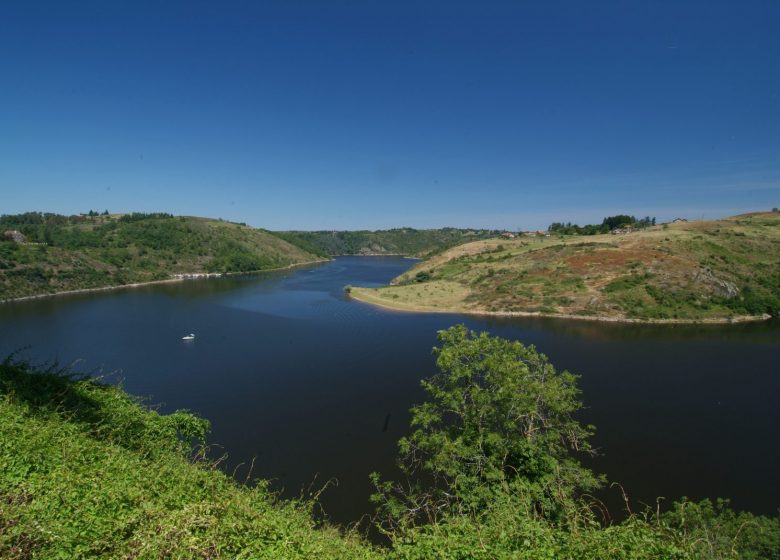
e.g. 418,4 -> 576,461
351,212 -> 780,322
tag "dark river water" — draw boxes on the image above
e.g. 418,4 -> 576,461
1,256 -> 778,526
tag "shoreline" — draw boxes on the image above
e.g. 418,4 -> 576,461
348,288 -> 771,325
0,258 -> 329,305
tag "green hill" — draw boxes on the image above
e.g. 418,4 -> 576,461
351,212 -> 780,322
276,228 -> 499,258
0,357 -> 377,559
0,213 -> 322,301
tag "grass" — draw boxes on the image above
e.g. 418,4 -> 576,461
0,357 -> 377,559
351,281 -> 471,312
350,212 -> 780,322
0,213 -> 322,300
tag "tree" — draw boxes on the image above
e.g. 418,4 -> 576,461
372,325 -> 601,535
602,214 -> 636,230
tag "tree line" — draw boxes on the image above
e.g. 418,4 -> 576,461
549,214 -> 656,235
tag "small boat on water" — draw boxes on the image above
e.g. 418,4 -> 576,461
182,333 -> 195,341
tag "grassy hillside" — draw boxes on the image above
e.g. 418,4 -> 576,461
351,212 -> 780,322
276,228 -> 499,258
0,358 -> 378,559
0,213 -> 321,300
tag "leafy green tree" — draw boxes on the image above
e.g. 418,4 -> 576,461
602,214 -> 636,230
372,325 -> 601,535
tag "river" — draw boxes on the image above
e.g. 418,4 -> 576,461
1,256 -> 778,525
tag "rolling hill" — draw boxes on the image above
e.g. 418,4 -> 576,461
276,228 -> 499,258
350,212 -> 780,323
0,213 -> 322,301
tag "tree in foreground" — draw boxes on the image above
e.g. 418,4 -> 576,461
371,325 -> 602,535
373,326 -> 780,559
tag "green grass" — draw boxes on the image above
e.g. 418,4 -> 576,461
0,213 -> 321,300
0,357 -> 377,559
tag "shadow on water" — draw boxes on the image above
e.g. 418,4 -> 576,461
1,256 -> 779,528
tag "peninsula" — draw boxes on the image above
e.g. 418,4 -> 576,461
350,212 -> 780,323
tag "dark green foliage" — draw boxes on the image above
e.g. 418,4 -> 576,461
207,252 -> 271,273
118,212 -> 174,222
0,213 -> 319,299
549,215 -> 655,235
722,285 -> 780,317
278,228 -> 499,258
549,221 -> 608,235
602,214 -> 636,230
273,231 -> 332,257
663,498 -> 780,560
372,326 -> 601,534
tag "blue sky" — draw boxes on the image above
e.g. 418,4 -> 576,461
1,1 -> 779,230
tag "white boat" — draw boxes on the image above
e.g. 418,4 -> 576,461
182,333 -> 195,340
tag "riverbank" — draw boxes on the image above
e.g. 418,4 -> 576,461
0,258 -> 328,305
349,286 -> 771,324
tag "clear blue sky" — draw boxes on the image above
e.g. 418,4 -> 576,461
2,1 -> 779,230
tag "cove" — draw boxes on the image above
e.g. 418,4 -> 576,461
1,256 -> 778,525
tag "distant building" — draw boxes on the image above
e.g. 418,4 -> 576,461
672,218 -> 688,223
611,226 -> 634,235
500,232 -> 516,239
3,230 -> 25,243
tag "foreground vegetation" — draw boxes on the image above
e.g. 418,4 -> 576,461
2,327 -> 778,558
276,228 -> 499,258
0,357 -> 376,559
351,212 -> 780,322
0,213 -> 320,300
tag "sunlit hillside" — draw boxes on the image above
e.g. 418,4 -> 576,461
0,213 -> 322,300
351,212 -> 780,322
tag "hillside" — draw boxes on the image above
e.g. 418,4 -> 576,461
276,228 -> 499,258
0,358 -> 378,559
351,212 -> 780,322
0,213 -> 322,301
